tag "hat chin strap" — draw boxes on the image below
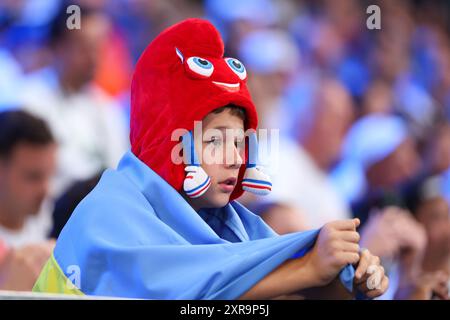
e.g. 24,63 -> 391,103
181,131 -> 271,198
241,131 -> 272,195
183,165 -> 211,198
182,131 -> 211,198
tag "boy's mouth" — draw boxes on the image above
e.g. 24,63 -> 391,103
212,81 -> 240,92
218,177 -> 237,193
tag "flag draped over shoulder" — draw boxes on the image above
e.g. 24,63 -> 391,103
33,151 -> 355,299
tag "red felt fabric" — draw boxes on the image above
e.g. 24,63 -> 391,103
130,18 -> 258,200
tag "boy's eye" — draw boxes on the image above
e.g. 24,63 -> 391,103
186,57 -> 214,77
205,137 -> 222,146
225,57 -> 247,80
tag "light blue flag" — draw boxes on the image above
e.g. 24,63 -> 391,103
48,151 -> 355,299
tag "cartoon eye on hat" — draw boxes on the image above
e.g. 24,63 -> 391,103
186,57 -> 214,77
225,58 -> 247,80
175,47 -> 247,82
176,47 -> 214,78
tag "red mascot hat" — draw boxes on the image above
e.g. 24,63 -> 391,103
130,18 -> 271,201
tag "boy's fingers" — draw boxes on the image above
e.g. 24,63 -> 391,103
339,231 -> 360,243
354,272 -> 370,286
354,251 -> 370,279
365,276 -> 389,299
340,252 -> 360,266
330,219 -> 359,231
339,242 -> 360,254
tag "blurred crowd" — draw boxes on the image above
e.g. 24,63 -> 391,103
0,0 -> 449,299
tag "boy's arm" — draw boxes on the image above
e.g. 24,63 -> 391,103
238,259 -> 353,300
239,219 -> 390,300
238,256 -> 319,300
239,219 -> 362,299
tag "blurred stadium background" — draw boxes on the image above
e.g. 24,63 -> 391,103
0,0 -> 449,299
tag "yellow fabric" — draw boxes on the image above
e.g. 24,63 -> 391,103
32,253 -> 84,295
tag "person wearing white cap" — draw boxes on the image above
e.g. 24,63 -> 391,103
333,114 -> 410,202
337,113 -> 420,225
334,113 -> 429,300
335,114 -> 425,264
398,175 -> 450,299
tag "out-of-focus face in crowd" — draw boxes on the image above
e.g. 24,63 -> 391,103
0,111 -> 57,230
303,79 -> 354,171
51,11 -> 111,92
366,138 -> 420,189
415,196 -> 450,260
0,143 -> 56,222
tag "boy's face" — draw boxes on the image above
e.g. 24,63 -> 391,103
187,109 -> 245,211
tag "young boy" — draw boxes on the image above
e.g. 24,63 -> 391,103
33,19 -> 388,299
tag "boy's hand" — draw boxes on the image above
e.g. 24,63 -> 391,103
353,248 -> 389,298
305,219 -> 361,287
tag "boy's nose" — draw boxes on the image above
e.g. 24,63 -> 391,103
225,144 -> 243,169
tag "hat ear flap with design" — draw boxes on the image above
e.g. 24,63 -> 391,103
242,131 -> 272,195
181,131 -> 211,198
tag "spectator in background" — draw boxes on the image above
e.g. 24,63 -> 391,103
0,49 -> 23,112
237,29 -> 301,133
205,0 -> 281,58
0,110 -> 56,291
258,78 -> 354,232
360,79 -> 394,116
333,114 -> 428,299
341,114 -> 420,225
356,206 -> 427,300
424,121 -> 450,176
0,239 -> 55,291
0,110 -> 56,247
398,175 -> 450,299
234,28 -> 302,213
20,4 -> 129,197
49,172 -> 101,239
0,0 -> 448,299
